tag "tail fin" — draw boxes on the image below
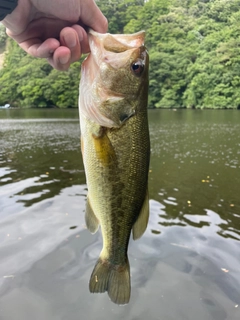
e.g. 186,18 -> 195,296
89,255 -> 130,305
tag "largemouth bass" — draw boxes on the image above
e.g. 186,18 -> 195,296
79,29 -> 150,305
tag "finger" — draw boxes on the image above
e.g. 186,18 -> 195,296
17,38 -> 42,56
18,38 -> 60,58
80,0 -> 108,33
36,39 -> 60,58
47,46 -> 71,71
60,27 -> 81,64
72,24 -> 89,54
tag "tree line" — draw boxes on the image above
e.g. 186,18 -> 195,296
0,0 -> 240,109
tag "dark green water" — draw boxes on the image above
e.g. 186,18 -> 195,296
0,109 -> 239,320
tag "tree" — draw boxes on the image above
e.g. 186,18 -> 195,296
1,0 -> 240,108
0,24 -> 7,48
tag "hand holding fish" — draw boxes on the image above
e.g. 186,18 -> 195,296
1,0 -> 108,70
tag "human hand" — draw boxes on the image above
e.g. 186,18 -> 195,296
2,0 -> 108,70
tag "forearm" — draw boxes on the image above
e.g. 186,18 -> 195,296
0,0 -> 18,20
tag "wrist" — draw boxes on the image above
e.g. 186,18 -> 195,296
0,0 -> 19,21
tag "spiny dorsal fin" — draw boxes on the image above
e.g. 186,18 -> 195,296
132,190 -> 149,240
85,197 -> 99,234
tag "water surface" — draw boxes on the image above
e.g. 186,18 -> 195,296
0,109 -> 239,320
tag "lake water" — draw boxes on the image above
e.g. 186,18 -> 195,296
0,109 -> 239,320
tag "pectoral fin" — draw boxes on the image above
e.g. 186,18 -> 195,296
132,191 -> 149,240
92,127 -> 116,166
85,197 -> 99,234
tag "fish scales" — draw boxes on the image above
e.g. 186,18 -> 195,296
83,110 -> 149,259
79,29 -> 150,305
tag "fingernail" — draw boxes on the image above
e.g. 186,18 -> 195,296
64,35 -> 77,48
59,56 -> 69,65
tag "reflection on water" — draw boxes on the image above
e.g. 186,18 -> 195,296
0,109 -> 240,320
148,110 -> 240,241
0,117 -> 84,212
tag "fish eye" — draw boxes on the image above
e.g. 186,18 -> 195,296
131,60 -> 144,77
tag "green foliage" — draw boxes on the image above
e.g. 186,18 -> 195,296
0,24 -> 7,47
0,39 -> 81,107
0,0 -> 240,108
43,63 -> 80,108
98,0 -> 145,33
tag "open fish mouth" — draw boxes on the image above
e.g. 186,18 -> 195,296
79,30 -> 148,129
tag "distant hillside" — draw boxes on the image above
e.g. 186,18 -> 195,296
0,23 -> 7,69
0,0 -> 240,108
0,47 -> 5,69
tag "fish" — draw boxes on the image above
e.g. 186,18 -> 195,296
79,29 -> 150,305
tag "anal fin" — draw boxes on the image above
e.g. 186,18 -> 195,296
85,197 -> 99,234
132,190 -> 149,240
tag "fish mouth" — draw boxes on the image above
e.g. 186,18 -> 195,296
79,30 -> 148,128
87,29 -> 148,70
89,29 -> 146,51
